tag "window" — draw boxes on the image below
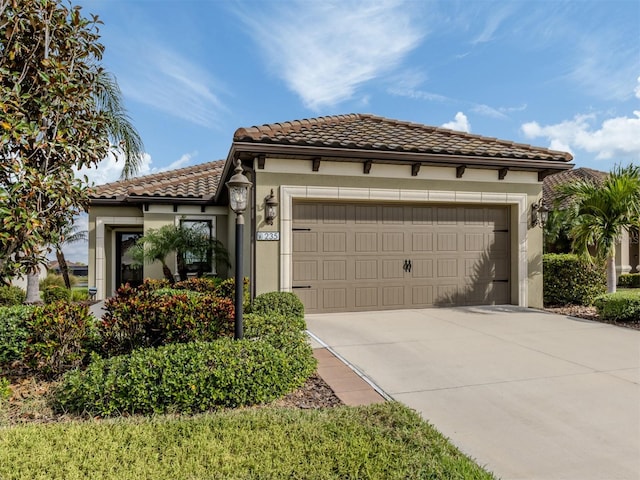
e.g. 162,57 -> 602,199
179,219 -> 213,276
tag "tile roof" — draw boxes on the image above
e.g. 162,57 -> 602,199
234,113 -> 573,162
543,167 -> 607,209
90,160 -> 225,203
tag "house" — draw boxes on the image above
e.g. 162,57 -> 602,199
543,167 -> 639,275
88,113 -> 574,312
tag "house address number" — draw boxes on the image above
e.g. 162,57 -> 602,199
257,231 -> 280,241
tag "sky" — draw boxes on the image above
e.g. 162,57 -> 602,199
63,0 -> 640,263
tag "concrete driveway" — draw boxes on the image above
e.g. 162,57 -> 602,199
306,306 -> 640,480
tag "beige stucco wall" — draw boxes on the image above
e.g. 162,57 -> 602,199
252,157 -> 545,308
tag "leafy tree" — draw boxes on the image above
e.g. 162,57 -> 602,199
51,223 -> 88,289
0,0 -> 143,284
131,224 -> 230,283
558,165 -> 640,293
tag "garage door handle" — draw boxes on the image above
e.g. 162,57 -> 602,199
292,285 -> 312,289
403,259 -> 412,273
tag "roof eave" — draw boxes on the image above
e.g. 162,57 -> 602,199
89,194 -> 216,207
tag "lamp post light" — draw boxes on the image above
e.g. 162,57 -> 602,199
226,159 -> 252,340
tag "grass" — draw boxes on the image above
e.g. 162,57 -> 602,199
0,402 -> 495,479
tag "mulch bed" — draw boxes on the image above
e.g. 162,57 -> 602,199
544,305 -> 640,330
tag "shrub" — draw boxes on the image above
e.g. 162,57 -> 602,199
215,277 -> 250,309
0,377 -> 10,402
251,291 -> 305,321
543,254 -> 606,306
42,285 -> 71,304
173,277 -> 221,294
0,305 -> 35,365
593,291 -> 640,322
0,285 -> 26,307
99,284 -> 234,356
618,273 -> 640,288
24,302 -> 98,378
244,312 -> 316,387
53,339 -> 310,416
39,273 -> 66,289
71,288 -> 89,302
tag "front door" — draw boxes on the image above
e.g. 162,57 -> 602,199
115,232 -> 143,289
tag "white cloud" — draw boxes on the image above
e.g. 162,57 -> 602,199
471,5 -> 514,44
521,111 -> 640,160
117,43 -> 226,128
635,76 -> 640,99
75,151 -> 198,186
237,0 -> 424,110
442,112 -> 471,133
472,103 -> 527,119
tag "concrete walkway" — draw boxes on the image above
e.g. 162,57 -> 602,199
306,306 -> 640,480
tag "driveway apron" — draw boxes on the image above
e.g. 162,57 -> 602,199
306,306 -> 640,480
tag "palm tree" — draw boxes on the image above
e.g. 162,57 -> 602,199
94,70 -> 145,179
559,165 -> 640,293
52,224 -> 88,289
130,225 -> 180,284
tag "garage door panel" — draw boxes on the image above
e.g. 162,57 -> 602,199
293,260 -> 318,282
292,201 -> 510,313
323,260 -> 346,281
293,232 -> 317,252
355,232 -> 377,252
412,232 -> 433,252
322,232 -> 346,252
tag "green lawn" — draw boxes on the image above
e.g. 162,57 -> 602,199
0,402 -> 495,479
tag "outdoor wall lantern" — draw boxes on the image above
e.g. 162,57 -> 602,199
531,200 -> 549,229
226,159 -> 252,339
264,189 -> 278,225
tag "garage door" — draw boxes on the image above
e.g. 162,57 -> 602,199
292,202 -> 510,313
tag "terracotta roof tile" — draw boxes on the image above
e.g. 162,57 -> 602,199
234,113 -> 573,162
543,167 -> 607,208
90,160 -> 225,202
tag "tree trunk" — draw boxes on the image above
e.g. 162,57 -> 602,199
25,271 -> 40,303
56,248 -> 71,289
161,262 -> 175,284
606,255 -> 617,294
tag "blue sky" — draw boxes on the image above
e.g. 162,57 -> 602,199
65,0 -> 639,262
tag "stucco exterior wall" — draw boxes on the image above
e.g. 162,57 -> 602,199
252,157 -> 545,308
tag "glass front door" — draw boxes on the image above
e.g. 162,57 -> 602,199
116,232 -> 144,288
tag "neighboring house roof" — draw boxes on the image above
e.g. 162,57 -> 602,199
543,167 -> 607,209
90,160 -> 225,205
233,113 -> 573,163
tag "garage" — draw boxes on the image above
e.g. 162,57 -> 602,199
292,201 -> 510,313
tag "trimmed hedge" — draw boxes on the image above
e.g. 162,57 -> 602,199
251,291 -> 305,321
0,305 -> 35,365
0,285 -> 26,307
593,292 -> 640,322
24,302 -> 98,378
618,273 -> 640,288
52,339 -> 312,416
543,254 -> 606,306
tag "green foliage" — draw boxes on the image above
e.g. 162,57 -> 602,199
593,291 -> 640,322
215,277 -> 250,310
543,254 -> 606,306
39,273 -> 66,289
618,273 -> 640,288
0,285 -> 26,306
24,302 -> 98,378
251,291 -> 305,320
53,339 -> 308,416
0,377 -> 10,402
0,305 -> 35,364
71,288 -> 89,302
42,285 -> 71,304
0,0 -> 142,282
173,277 -> 221,293
99,283 -> 234,356
0,403 -> 495,479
